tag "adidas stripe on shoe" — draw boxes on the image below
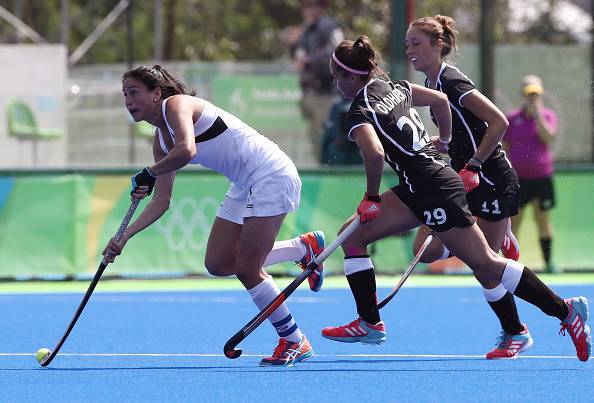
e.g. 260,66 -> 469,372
322,317 -> 386,345
486,324 -> 533,359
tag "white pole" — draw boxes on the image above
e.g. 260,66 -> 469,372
68,0 -> 130,65
0,4 -> 47,43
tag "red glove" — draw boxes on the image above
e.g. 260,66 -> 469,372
458,164 -> 480,192
357,193 -> 381,223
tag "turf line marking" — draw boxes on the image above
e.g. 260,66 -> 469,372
338,354 -> 578,359
0,353 -> 579,359
0,295 -> 330,304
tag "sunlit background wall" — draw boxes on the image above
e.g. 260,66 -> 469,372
0,0 -> 592,169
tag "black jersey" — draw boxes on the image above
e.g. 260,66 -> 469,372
426,63 -> 506,172
345,79 -> 446,193
426,63 -> 520,220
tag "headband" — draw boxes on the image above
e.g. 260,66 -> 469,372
332,52 -> 369,75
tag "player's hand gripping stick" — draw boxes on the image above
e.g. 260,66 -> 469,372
458,158 -> 481,193
357,193 -> 381,223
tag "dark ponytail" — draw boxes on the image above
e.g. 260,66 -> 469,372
122,65 -> 197,98
333,35 -> 388,80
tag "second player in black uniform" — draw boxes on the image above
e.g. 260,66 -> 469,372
405,15 -> 528,358
320,35 -> 590,362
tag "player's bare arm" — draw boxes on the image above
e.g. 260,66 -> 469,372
148,95 -> 199,175
104,144 -> 175,261
352,124 -> 384,197
460,90 -> 509,162
124,141 -> 175,240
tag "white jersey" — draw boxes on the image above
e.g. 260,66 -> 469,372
158,98 -> 294,190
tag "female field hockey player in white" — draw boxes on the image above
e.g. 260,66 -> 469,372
320,37 -> 590,362
103,64 -> 326,367
405,15 -> 527,358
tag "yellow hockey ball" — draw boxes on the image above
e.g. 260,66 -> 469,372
36,348 -> 51,364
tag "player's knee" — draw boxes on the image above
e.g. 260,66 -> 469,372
469,256 -> 505,288
204,256 -> 234,277
341,240 -> 366,256
418,252 -> 436,264
234,269 -> 260,286
413,243 -> 429,263
472,271 -> 500,289
413,242 -> 440,264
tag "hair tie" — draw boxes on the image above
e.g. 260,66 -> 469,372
332,53 -> 369,75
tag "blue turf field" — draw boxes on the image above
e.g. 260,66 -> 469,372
1,284 -> 592,402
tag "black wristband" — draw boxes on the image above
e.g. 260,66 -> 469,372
365,193 -> 380,202
464,163 -> 481,173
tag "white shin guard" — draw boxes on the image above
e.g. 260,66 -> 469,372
501,259 -> 525,294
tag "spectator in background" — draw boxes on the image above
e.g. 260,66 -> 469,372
503,75 -> 559,273
282,0 -> 344,162
320,96 -> 362,165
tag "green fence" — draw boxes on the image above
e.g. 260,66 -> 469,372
0,169 -> 592,279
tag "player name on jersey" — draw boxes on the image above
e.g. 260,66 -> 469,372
375,88 -> 406,114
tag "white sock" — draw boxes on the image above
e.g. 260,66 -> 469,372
263,237 -> 306,267
482,284 -> 508,302
247,275 -> 302,343
344,257 -> 374,275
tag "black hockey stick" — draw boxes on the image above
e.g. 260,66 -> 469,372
39,198 -> 141,367
377,233 -> 434,309
224,218 -> 361,359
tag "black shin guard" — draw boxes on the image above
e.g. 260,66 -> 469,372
514,267 -> 569,321
488,292 -> 524,334
346,269 -> 380,325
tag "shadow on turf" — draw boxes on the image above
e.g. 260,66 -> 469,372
18,367 -> 585,374
16,361 -> 585,372
21,358 -> 481,371
312,358 -> 484,365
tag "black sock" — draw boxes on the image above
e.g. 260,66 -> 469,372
346,268 -> 380,325
540,237 -> 552,265
513,267 -> 568,321
488,292 -> 525,334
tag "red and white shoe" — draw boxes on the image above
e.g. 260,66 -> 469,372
296,231 -> 325,292
322,317 -> 386,345
486,324 -> 533,359
501,220 -> 520,261
259,335 -> 314,367
560,297 -> 591,362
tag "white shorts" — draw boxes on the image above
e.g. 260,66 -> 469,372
216,166 -> 301,224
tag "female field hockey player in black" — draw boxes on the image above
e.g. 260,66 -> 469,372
102,64 -> 328,366
320,36 -> 590,361
407,15 -> 520,265
405,15 -> 526,358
